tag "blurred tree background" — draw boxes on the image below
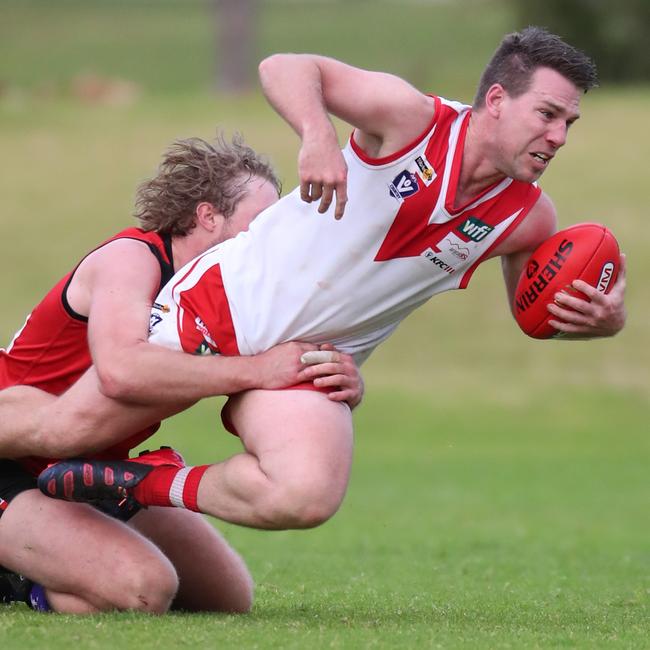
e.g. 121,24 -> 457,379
515,0 -> 650,83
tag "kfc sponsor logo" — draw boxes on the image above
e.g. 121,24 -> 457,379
421,247 -> 456,274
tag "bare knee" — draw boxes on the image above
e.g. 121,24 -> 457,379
95,556 -> 179,614
232,577 -> 255,614
79,552 -> 179,614
262,475 -> 346,529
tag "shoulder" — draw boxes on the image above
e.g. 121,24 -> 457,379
79,237 -> 164,293
88,236 -> 162,266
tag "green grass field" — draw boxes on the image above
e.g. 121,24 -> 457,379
1,1 -> 649,648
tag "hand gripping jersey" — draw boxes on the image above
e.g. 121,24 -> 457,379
149,97 -> 541,364
0,228 -> 175,474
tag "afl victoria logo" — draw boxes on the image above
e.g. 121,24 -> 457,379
597,262 -> 614,292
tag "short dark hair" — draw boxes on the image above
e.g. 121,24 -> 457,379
473,26 -> 598,109
135,133 -> 281,236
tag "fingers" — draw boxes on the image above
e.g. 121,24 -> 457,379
326,388 -> 357,406
299,160 -> 348,218
300,350 -> 338,365
301,182 -> 347,218
553,287 -> 591,312
546,319 -> 590,338
334,181 -> 348,220
300,181 -> 312,204
318,185 -> 334,214
313,373 -> 350,388
547,280 -> 626,337
297,352 -> 357,385
547,303 -> 591,326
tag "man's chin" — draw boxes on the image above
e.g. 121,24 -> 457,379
512,168 -> 545,184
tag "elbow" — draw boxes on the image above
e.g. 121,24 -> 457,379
96,363 -> 134,401
258,54 -> 283,85
258,53 -> 302,84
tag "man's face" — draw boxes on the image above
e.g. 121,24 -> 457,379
493,67 -> 582,183
222,175 -> 280,240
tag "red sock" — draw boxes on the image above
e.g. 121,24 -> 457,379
132,465 -> 210,512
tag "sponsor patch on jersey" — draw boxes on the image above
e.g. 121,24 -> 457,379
440,237 -> 470,261
420,247 -> 456,274
195,316 -> 218,350
152,301 -> 170,313
414,155 -> 436,186
457,216 -> 494,242
388,170 -> 420,201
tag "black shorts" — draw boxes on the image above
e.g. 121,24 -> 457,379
0,459 -> 140,522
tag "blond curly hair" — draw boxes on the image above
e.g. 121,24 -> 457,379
134,133 -> 281,235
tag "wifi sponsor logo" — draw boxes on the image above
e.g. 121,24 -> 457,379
457,216 -> 494,242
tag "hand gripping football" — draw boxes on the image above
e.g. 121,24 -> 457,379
514,223 -> 620,339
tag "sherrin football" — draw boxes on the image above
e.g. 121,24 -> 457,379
514,222 -> 620,339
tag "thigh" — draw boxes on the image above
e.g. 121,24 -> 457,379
130,507 -> 253,613
0,489 -> 175,610
229,389 -> 354,501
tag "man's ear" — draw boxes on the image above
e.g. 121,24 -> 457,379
195,202 -> 223,232
485,83 -> 506,118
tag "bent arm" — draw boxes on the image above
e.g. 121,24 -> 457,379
258,54 -> 435,217
84,240 -> 315,404
259,53 -> 434,154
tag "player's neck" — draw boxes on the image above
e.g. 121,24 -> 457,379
456,113 -> 507,207
171,233 -> 213,271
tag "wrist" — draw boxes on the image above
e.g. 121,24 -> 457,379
301,117 -> 337,143
224,355 -> 259,393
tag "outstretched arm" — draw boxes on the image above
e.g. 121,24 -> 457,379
258,54 -> 434,218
